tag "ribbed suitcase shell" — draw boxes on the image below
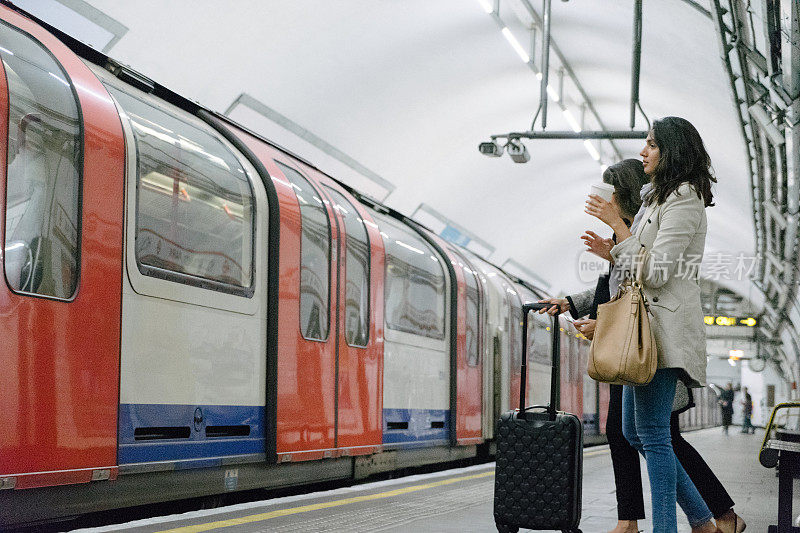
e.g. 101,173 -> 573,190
493,303 -> 583,532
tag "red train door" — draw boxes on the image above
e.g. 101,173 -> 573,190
0,7 -> 124,488
269,157 -> 339,460
449,247 -> 483,445
215,124 -> 340,462
317,182 -> 382,453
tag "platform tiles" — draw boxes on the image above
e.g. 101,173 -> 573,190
74,427 -> 789,532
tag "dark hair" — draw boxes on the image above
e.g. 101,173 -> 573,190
650,116 -> 716,207
603,158 -> 650,220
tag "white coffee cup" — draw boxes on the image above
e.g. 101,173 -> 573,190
590,182 -> 615,203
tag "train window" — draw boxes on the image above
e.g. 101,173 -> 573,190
1,22 -> 81,299
372,212 -> 445,340
276,162 -> 330,341
324,186 -> 369,347
453,250 -> 480,366
105,86 -> 254,294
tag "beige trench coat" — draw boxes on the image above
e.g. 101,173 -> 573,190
609,183 -> 708,387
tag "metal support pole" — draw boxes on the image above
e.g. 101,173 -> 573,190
630,0 -> 643,130
538,0 -> 552,130
519,0 -> 623,159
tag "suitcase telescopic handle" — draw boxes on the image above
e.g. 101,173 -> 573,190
520,302 -> 561,421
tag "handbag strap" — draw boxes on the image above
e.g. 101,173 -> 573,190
634,245 -> 648,286
632,246 -> 653,313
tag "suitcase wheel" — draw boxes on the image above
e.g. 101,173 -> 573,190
495,522 -> 519,533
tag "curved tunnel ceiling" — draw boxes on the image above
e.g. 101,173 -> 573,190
36,0 -> 759,303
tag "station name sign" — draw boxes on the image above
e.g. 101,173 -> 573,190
703,315 -> 758,327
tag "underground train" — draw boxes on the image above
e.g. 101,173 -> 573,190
0,4 -> 720,526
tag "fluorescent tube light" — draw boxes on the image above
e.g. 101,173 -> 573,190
563,108 -> 581,132
583,140 -> 601,161
501,27 -> 530,63
546,85 -> 560,102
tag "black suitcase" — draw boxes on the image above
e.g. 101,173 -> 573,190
493,302 -> 583,533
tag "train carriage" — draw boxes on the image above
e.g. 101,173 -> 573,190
0,3 -> 715,527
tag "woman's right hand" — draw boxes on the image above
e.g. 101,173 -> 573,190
581,231 -> 614,262
537,297 -> 569,316
573,318 -> 596,340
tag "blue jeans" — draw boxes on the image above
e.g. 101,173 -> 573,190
622,369 -> 713,532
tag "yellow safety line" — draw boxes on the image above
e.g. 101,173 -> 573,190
159,448 -> 611,532
584,448 -> 610,458
156,471 -> 495,533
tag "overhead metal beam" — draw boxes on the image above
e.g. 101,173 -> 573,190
679,0 -> 713,18
764,199 -> 788,229
711,0 -> 765,281
492,130 -> 649,140
761,0 -> 782,75
774,0 -> 800,333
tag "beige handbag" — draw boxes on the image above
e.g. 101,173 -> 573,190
588,247 -> 658,385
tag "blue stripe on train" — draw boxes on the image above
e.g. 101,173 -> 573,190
118,404 -> 264,464
382,408 -> 450,447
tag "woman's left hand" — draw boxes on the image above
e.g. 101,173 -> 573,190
585,194 -> 623,229
573,318 -> 596,340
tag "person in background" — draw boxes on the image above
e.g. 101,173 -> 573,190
719,382 -> 734,435
740,386 -> 754,434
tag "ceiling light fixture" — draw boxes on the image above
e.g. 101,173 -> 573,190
477,0 -> 494,13
562,108 -> 581,132
546,85 -> 560,103
583,139 -> 601,161
501,27 -> 530,63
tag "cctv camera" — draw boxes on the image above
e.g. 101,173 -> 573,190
478,141 -> 503,157
506,139 -> 530,163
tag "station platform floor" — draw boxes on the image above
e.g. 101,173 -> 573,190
77,427 -> 791,532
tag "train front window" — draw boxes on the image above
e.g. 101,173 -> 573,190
324,186 -> 370,347
276,162 -> 331,341
1,22 -> 81,300
105,86 -> 254,293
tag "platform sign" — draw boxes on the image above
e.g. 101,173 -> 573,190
703,315 -> 758,327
